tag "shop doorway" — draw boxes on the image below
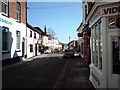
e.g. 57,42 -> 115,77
107,33 -> 120,88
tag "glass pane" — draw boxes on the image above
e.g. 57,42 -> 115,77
2,27 -> 8,51
16,2 -> 20,11
2,0 -> 8,14
95,25 -> 98,67
99,22 -> 102,41
2,3 -> 6,14
16,31 -> 20,49
99,22 -> 102,70
108,17 -> 116,29
112,37 -> 120,74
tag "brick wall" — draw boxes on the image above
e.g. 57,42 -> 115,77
9,0 -> 26,24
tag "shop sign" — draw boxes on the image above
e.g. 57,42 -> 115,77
0,17 -> 12,25
103,6 -> 120,15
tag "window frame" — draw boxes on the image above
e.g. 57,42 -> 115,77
30,44 -> 33,52
30,30 -> 32,37
91,20 -> 103,70
34,32 -> 36,39
2,26 -> 9,52
16,30 -> 21,50
2,0 -> 8,16
108,16 -> 120,29
16,2 -> 21,22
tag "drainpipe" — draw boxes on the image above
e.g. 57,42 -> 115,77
25,1 -> 27,58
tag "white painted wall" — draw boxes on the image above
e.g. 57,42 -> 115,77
27,27 -> 34,58
0,15 -> 26,60
42,35 -> 48,46
27,27 -> 41,58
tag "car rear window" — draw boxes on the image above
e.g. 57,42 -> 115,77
65,49 -> 73,52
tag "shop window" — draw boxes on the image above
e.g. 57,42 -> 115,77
99,21 -> 102,69
2,0 -> 8,16
112,37 -> 120,74
108,17 -> 120,29
16,30 -> 20,49
116,17 -> 120,28
92,27 -> 95,64
92,21 -> 103,70
95,25 -> 98,67
16,2 -> 21,22
30,30 -> 32,37
2,27 -> 9,51
30,44 -> 33,52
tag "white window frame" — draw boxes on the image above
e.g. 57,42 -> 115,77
30,30 -> 32,37
2,27 -> 9,52
16,30 -> 21,50
2,0 -> 8,16
92,20 -> 103,70
16,2 -> 20,22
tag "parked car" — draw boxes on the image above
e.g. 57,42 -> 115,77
54,49 -> 59,53
63,49 -> 74,58
44,49 -> 51,54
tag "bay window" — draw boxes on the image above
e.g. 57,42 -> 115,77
92,20 -> 103,70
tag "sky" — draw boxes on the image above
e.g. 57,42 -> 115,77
27,2 -> 83,44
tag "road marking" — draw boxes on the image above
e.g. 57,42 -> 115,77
53,59 -> 69,89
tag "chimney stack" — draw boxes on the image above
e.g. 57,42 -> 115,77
44,25 -> 46,34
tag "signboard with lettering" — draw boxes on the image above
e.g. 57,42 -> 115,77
103,6 -> 120,15
0,17 -> 12,25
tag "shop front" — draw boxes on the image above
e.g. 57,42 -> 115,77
89,3 -> 120,88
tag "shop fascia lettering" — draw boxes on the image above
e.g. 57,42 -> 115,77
103,6 -> 120,15
0,17 -> 12,25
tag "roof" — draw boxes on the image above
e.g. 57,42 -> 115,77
76,22 -> 83,31
34,27 -> 45,35
27,23 -> 42,34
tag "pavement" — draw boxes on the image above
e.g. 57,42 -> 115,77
58,56 -> 95,89
2,54 -> 95,89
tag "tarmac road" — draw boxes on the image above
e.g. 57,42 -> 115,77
2,54 -> 66,88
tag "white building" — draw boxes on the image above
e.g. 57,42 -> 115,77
26,23 -> 42,58
0,0 -> 26,63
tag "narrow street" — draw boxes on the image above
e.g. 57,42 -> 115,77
2,54 -> 66,88
2,54 -> 94,89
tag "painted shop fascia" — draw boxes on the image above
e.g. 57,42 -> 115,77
87,2 -> 120,88
0,15 -> 26,61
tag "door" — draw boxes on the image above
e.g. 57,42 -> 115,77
107,33 -> 120,88
22,42 -> 24,57
35,44 -> 37,56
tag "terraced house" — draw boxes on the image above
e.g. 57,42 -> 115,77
0,0 -> 27,63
